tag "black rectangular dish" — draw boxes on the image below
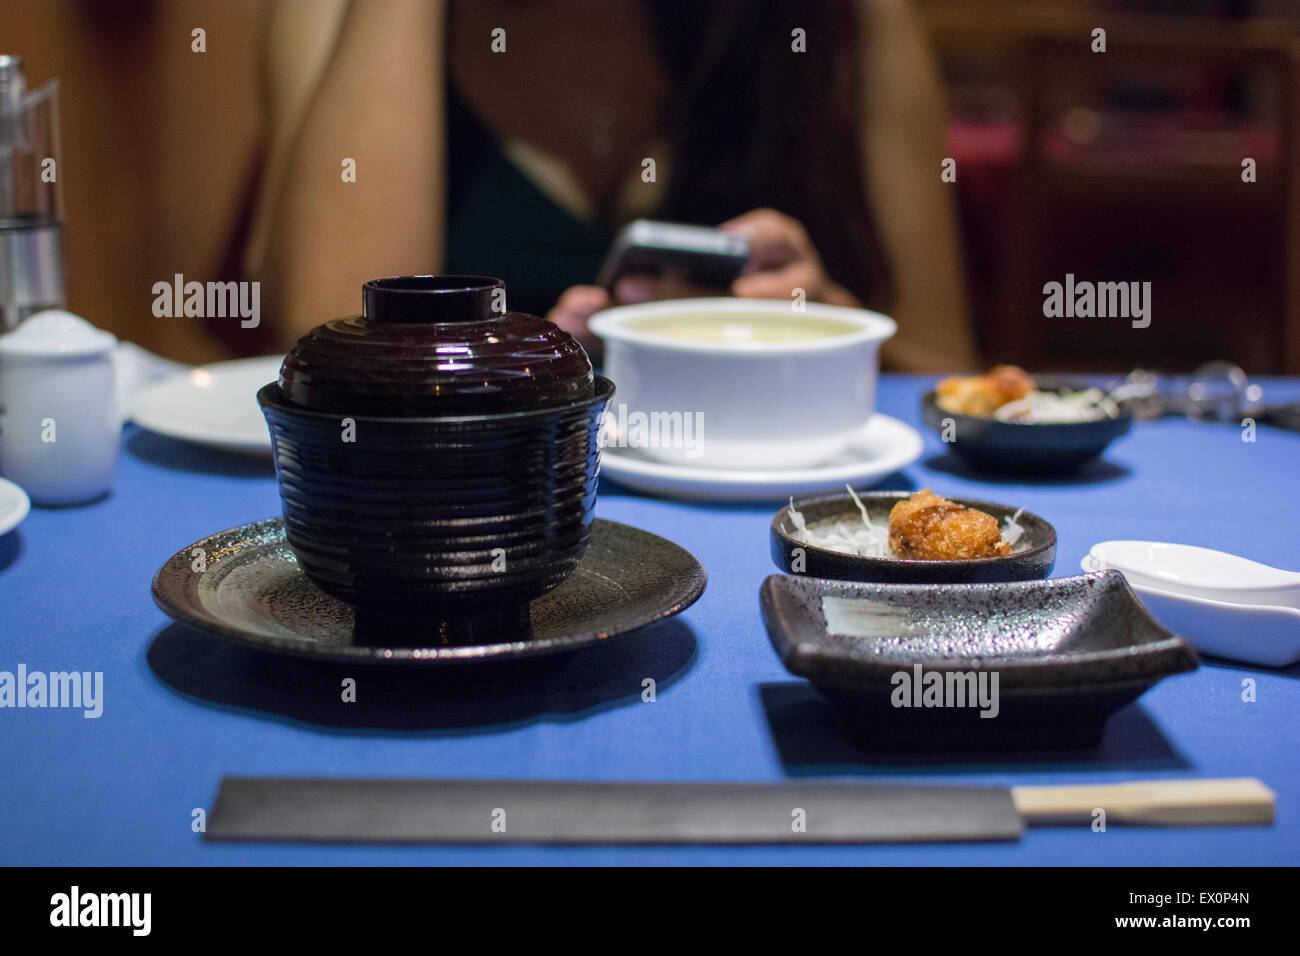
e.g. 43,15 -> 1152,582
760,570 -> 1197,750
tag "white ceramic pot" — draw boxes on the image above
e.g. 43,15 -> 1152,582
0,310 -> 120,505
589,298 -> 895,469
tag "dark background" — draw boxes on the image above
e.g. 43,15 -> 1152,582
3,0 -> 1298,372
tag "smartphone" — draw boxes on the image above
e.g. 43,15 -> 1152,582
596,220 -> 750,293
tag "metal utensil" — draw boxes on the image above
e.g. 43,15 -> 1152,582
1107,362 -> 1269,424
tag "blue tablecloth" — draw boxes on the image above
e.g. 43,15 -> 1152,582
2,375 -> 1298,865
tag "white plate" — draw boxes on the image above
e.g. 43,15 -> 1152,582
130,356 -> 282,454
598,414 -> 924,501
0,477 -> 31,535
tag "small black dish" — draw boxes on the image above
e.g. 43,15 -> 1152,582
760,571 -> 1197,750
152,517 -> 706,663
921,385 -> 1133,475
771,490 -> 1055,584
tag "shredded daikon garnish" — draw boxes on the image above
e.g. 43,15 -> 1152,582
786,486 -> 890,557
1002,507 -> 1026,548
787,496 -> 809,535
994,388 -> 1118,423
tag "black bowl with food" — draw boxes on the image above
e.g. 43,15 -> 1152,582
771,488 -> 1056,584
921,366 -> 1133,475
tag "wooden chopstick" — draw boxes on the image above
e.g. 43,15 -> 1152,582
1011,778 -> 1275,826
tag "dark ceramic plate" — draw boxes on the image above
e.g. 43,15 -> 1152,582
771,490 -> 1055,584
760,571 -> 1197,749
921,384 -> 1133,475
152,517 -> 706,664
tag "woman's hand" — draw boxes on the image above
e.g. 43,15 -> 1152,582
546,277 -> 720,355
721,208 -> 860,308
548,208 -> 858,348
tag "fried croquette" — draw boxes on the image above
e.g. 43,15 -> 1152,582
935,365 -> 1036,417
888,489 -> 1011,560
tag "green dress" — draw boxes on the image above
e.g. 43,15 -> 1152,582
443,81 -> 623,318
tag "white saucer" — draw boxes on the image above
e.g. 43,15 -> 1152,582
599,414 -> 923,501
131,356 -> 282,454
0,477 -> 31,535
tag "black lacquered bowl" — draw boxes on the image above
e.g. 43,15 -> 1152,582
921,386 -> 1133,476
771,490 -> 1056,584
258,376 -> 613,640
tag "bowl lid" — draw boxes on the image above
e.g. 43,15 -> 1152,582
278,276 -> 593,415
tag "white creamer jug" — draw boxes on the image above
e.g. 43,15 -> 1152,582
0,309 -> 119,504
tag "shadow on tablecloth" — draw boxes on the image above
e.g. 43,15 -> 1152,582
0,529 -> 21,572
923,451 -> 1131,486
145,617 -> 697,734
126,428 -> 275,479
758,682 -> 1190,775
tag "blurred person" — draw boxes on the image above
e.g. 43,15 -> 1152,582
246,0 -> 976,370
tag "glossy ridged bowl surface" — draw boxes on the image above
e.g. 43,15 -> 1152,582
279,276 -> 593,415
257,376 -> 613,620
259,276 -> 608,631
